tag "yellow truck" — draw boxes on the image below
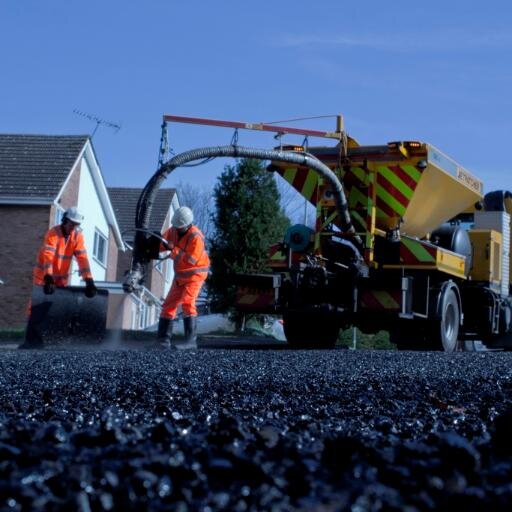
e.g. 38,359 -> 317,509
250,139 -> 512,351
125,115 -> 512,351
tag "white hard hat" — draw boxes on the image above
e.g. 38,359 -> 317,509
172,206 -> 194,229
63,206 -> 84,224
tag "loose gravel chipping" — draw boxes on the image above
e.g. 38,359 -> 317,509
1,348 -> 512,511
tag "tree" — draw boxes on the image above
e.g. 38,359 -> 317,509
175,180 -> 214,238
208,158 -> 289,318
274,174 -> 316,227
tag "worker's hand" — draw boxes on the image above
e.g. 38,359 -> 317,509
84,278 -> 97,298
43,274 -> 55,295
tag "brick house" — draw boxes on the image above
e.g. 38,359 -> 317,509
108,187 -> 179,330
0,134 -> 125,330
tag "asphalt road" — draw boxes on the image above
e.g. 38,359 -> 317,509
1,345 -> 512,510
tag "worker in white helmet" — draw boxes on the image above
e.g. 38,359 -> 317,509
18,206 -> 97,349
156,206 -> 210,349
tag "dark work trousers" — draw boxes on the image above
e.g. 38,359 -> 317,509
25,297 -> 52,343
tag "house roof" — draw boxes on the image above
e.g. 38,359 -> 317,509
108,187 -> 177,243
0,134 -> 89,201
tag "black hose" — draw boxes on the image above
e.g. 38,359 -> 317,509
125,145 -> 360,293
138,145 -> 354,232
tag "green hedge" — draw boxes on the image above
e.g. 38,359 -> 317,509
338,328 -> 396,350
0,329 -> 24,341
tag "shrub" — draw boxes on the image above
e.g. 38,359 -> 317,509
338,328 -> 395,350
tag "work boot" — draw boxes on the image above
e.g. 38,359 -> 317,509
153,317 -> 176,350
18,321 -> 44,350
179,316 -> 198,350
148,317 -> 176,350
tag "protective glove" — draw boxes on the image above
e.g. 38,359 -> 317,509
43,274 -> 55,295
84,278 -> 97,298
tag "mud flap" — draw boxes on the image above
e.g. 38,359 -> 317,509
30,286 -> 108,345
234,274 -> 282,313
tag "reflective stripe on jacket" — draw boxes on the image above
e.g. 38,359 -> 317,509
33,225 -> 93,286
161,225 -> 210,284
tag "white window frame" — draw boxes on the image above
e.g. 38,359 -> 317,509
55,206 -> 65,225
165,259 -> 172,282
93,228 -> 108,267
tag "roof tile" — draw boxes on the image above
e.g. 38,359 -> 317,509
0,134 -> 89,200
108,187 -> 176,243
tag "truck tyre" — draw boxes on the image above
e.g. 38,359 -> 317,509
431,286 -> 461,352
283,310 -> 339,349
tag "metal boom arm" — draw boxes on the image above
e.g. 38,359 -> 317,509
162,114 -> 345,140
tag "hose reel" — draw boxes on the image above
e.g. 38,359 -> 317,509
284,224 -> 314,252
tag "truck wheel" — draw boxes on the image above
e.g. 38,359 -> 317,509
431,287 -> 461,352
283,311 -> 339,349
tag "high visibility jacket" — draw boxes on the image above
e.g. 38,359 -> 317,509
33,225 -> 93,287
161,225 -> 210,284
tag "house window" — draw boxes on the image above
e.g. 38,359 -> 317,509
93,229 -> 108,266
55,207 -> 65,225
165,259 -> 172,282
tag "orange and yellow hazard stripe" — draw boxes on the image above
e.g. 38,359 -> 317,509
360,289 -> 401,311
235,287 -> 276,311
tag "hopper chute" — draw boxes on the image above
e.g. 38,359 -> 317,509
291,142 -> 484,240
399,145 -> 483,238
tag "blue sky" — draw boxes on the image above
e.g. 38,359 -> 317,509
1,0 -> 511,194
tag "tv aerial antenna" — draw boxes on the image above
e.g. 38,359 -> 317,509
73,109 -> 121,138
